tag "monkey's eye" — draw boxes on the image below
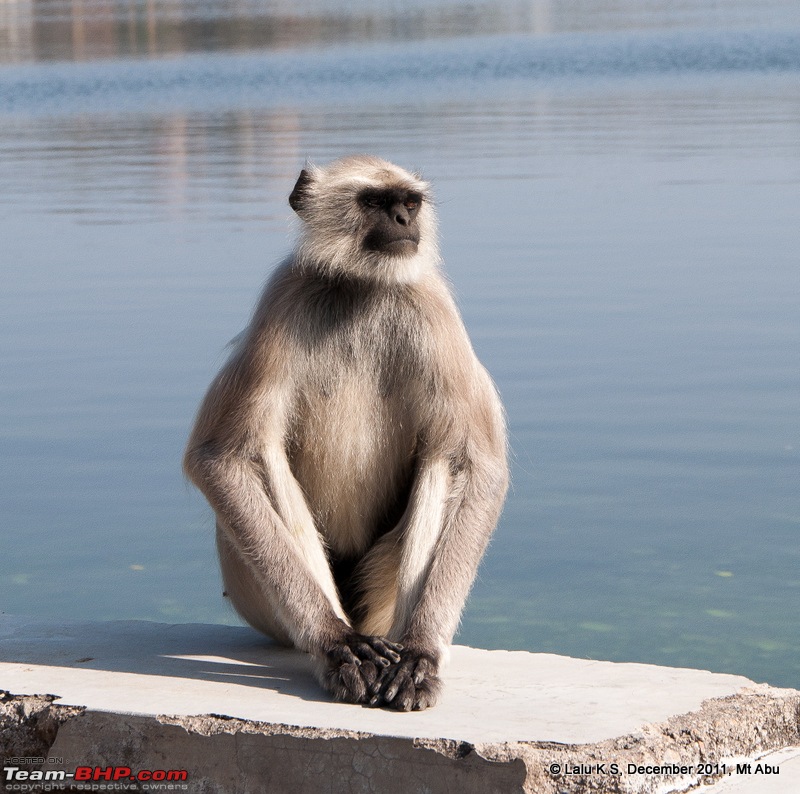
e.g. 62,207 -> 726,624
361,194 -> 385,209
404,193 -> 423,210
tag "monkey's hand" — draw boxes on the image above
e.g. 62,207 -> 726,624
370,647 -> 442,711
322,632 -> 403,705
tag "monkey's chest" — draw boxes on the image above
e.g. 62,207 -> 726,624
286,372 -> 417,556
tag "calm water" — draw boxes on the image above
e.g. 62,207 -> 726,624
1,1 -> 798,688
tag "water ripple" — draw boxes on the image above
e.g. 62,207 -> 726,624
1,29 -> 799,115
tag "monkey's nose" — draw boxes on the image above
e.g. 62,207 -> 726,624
391,204 -> 410,226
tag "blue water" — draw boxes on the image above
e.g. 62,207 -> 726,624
3,31 -> 800,114
1,0 -> 798,688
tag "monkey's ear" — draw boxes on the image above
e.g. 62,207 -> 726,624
289,169 -> 313,214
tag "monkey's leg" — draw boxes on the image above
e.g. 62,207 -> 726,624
217,523 -> 293,645
369,454 -> 508,711
352,459 -> 449,710
188,448 -> 401,703
351,528 -> 402,639
220,525 -> 396,702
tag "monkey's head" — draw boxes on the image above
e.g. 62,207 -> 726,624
288,156 -> 440,284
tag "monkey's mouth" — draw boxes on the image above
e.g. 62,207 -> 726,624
381,238 -> 419,256
363,235 -> 420,257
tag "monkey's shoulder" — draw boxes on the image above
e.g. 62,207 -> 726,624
256,268 -> 463,348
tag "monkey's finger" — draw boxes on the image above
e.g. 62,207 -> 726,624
382,665 -> 412,702
392,678 -> 416,712
352,641 -> 391,667
367,677 -> 383,699
333,645 -> 362,667
381,647 -> 403,664
358,661 -> 379,692
356,636 -> 402,665
412,692 -> 434,711
412,656 -> 435,685
367,637 -> 402,663
370,657 -> 414,705
368,663 -> 397,704
339,664 -> 367,703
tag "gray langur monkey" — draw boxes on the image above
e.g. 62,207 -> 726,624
184,155 -> 508,711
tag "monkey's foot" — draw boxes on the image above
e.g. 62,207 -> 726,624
370,649 -> 442,711
323,633 -> 402,704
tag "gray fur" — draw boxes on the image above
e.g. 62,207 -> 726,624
184,156 -> 508,710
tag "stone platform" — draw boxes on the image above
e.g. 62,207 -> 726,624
0,616 -> 797,793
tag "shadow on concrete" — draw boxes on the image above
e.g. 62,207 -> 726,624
0,617 -> 328,703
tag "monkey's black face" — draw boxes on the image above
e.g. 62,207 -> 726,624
359,187 -> 423,256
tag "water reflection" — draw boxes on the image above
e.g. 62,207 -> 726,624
2,81 -> 798,223
3,0 -> 800,64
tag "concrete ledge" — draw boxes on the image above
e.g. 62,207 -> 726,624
0,616 -> 798,793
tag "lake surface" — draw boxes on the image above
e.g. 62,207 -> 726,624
1,0 -> 798,688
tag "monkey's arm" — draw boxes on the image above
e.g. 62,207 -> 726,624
376,371 -> 509,711
184,352 -> 400,702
